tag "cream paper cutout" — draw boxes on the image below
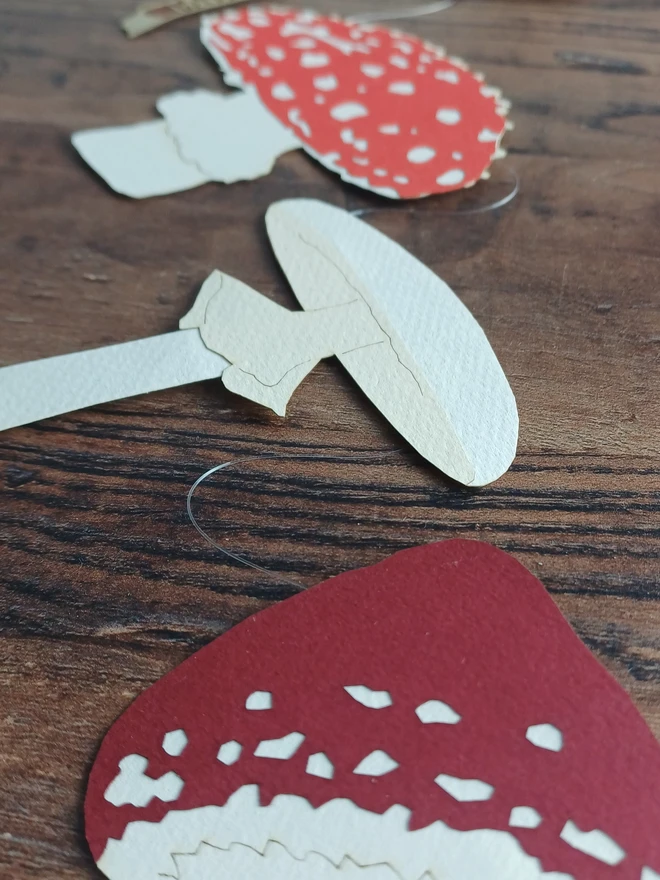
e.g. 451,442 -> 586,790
0,330 -> 228,433
72,90 -> 300,199
0,201 -> 517,486
121,0 -> 238,39
158,89 -> 300,185
180,270 -> 385,417
71,120 -> 209,199
96,783 -> 575,880
265,199 -> 518,487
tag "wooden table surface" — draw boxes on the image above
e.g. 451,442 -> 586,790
1,0 -> 659,876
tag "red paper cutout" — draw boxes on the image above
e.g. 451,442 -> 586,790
86,540 -> 660,878
203,6 -> 509,199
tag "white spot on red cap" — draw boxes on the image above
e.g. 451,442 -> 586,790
361,63 -> 385,78
415,700 -> 461,724
301,52 -> 330,68
394,175 -> 409,185
271,82 -> 295,101
217,740 -> 242,765
354,138 -> 368,152
266,45 -> 286,61
314,74 -> 338,91
453,151 -> 463,160
435,69 -> 460,84
254,731 -> 305,760
162,729 -> 187,756
437,169 -> 465,186
345,685 -> 392,708
389,81 -> 415,95
218,22 -> 253,41
247,9 -> 270,27
104,755 -> 183,807
478,128 -> 501,143
509,806 -> 542,829
288,108 -> 312,138
374,169 -> 388,177
390,54 -> 409,69
642,869 -> 660,879
435,774 -> 494,802
394,40 -> 414,54
560,821 -> 625,866
526,723 -> 563,752
330,102 -> 369,122
245,690 -> 272,710
379,124 -> 400,135
353,750 -> 399,776
436,108 -> 461,125
353,157 -> 369,166
306,752 -> 334,779
407,147 -> 436,164
259,66 -> 273,77
292,37 -> 316,49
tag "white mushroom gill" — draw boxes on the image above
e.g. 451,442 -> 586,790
97,784 -> 578,880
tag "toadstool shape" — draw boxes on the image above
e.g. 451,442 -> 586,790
71,6 -> 510,200
0,199 -> 517,487
85,540 -> 660,880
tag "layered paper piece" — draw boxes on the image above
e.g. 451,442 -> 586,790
0,200 -> 517,486
73,5 -> 511,199
86,540 -> 660,880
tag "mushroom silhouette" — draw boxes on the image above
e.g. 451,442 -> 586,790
85,541 -> 660,880
72,6 -> 510,200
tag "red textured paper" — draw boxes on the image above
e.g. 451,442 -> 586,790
204,7 -> 507,199
86,540 -> 660,878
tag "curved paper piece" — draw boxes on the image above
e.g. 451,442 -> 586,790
266,198 -> 518,487
202,5 -> 510,199
86,540 -> 660,880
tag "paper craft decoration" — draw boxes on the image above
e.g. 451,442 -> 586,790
121,0 -> 238,39
73,5 -> 511,200
0,199 -> 517,486
85,539 -> 660,880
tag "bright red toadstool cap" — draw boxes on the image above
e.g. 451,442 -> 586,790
86,540 -> 660,880
201,5 -> 510,199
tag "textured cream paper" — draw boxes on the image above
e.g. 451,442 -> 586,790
72,91 -> 299,197
180,270 -> 384,416
0,330 -> 228,432
158,90 -> 300,185
72,120 -> 209,199
265,199 -> 519,487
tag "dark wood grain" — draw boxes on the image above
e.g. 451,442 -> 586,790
1,0 -> 659,876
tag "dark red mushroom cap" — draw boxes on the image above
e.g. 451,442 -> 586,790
201,6 -> 509,199
86,540 -> 660,880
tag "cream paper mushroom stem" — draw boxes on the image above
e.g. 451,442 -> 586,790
0,199 -> 517,487
72,5 -> 511,200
